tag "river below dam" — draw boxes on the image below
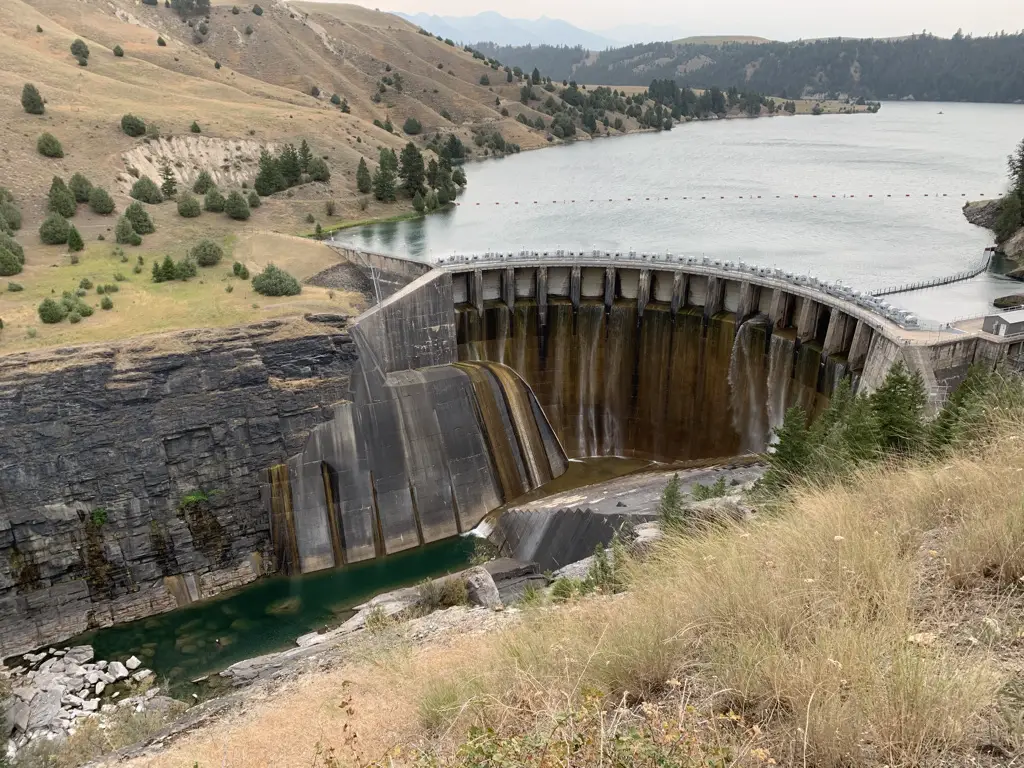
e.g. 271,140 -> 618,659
333,101 -> 1024,323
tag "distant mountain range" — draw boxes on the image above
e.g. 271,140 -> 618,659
396,11 -> 689,47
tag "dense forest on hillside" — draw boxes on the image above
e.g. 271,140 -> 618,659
476,32 -> 1024,102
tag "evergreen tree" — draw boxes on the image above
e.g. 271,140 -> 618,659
70,39 -> 90,60
254,151 -> 285,196
124,201 -> 155,234
247,190 -> 261,208
21,83 -> 44,115
657,472 -> 684,528
69,173 -> 92,203
356,157 -> 372,194
928,364 -> 994,451
426,158 -> 439,189
48,177 -> 76,218
762,406 -> 811,490
412,190 -> 425,213
531,67 -> 540,84
159,162 -> 177,199
39,213 -> 70,245
115,216 -> 140,246
398,142 -> 425,198
307,157 -> 330,182
177,192 -> 201,218
67,225 -> 84,252
204,187 -> 226,212
224,191 -> 250,220
869,361 -> 926,453
452,167 -> 467,187
192,170 -> 215,194
85,186 -> 114,214
298,139 -> 312,174
996,194 -> 1023,243
372,163 -> 397,202
37,133 -> 64,158
278,144 -> 302,187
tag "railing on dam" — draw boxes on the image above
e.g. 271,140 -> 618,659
869,250 -> 993,297
434,249 -> 924,330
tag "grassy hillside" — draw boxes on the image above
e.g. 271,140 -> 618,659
0,0 -> 645,351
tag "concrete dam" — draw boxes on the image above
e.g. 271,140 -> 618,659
266,250 -> 919,575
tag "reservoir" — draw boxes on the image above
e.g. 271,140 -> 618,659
333,101 -> 1024,322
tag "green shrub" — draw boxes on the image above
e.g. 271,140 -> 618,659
7,281 -> 24,292
113,272 -> 127,282
157,36 -> 166,46
224,191 -> 250,220
113,44 -> 124,57
252,264 -> 300,296
190,121 -> 201,133
67,225 -> 84,252
204,187 -> 225,212
69,173 -> 93,203
70,39 -> 90,60
244,24 -> 253,34
79,278 -> 93,290
190,239 -> 223,266
252,4 -> 263,14
177,193 -> 201,218
232,261 -> 250,279
124,202 -> 155,234
39,213 -> 70,244
403,117 -> 422,135
68,311 -> 82,324
0,201 -> 20,232
225,284 -> 233,293
101,295 -> 114,310
48,177 -> 76,218
232,5 -> 240,12
120,114 -> 147,137
417,577 -> 468,611
307,157 -> 330,182
101,283 -> 118,294
0,248 -> 21,277
174,258 -> 197,281
247,190 -> 260,208
129,176 -> 162,204
115,216 -> 141,246
0,233 -> 24,264
38,298 -> 67,324
192,170 -> 215,194
21,83 -> 44,115
88,187 -> 115,215
37,133 -> 64,158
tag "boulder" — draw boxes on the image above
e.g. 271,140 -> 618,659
95,681 -> 106,696
26,688 -> 62,731
64,646 -> 94,665
125,656 -> 141,671
963,199 -> 1003,230
108,661 -> 129,681
82,699 -> 99,712
464,567 -> 502,609
132,669 -> 153,683
86,671 -> 99,685
1003,227 -> 1024,261
11,700 -> 29,734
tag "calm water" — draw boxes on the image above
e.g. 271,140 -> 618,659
334,102 -> 1024,323
72,538 -> 476,691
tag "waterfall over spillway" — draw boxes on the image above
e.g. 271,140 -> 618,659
728,318 -> 771,453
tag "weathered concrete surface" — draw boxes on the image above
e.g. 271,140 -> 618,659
0,317 -> 357,658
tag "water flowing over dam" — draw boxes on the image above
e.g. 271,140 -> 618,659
264,251 -> 920,575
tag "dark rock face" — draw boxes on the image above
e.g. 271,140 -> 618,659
963,199 -> 1003,230
0,318 -> 357,658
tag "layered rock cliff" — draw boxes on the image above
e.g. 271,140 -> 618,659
0,316 -> 356,658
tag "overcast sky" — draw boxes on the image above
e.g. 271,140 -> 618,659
345,0 -> 1022,40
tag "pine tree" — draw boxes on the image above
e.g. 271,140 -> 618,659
48,177 -> 76,218
412,190 -> 425,213
763,406 -> 810,490
426,158 -> 439,189
67,225 -> 84,252
531,67 -> 540,84
356,157 -> 372,194
870,361 -> 926,453
657,473 -> 684,528
398,142 -> 425,198
224,190 -> 250,220
69,173 -> 93,203
372,163 -> 396,202
192,170 -> 215,194
278,144 -> 302,187
298,139 -> 312,174
21,83 -> 44,115
159,162 -> 177,199
254,151 -> 284,196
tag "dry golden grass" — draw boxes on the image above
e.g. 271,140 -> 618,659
117,419 -> 1024,768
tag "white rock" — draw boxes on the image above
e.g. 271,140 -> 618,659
99,671 -> 115,685
86,672 -> 99,685
96,661 -> 108,670
108,662 -> 128,681
125,656 -> 142,671
82,700 -> 99,712
63,695 -> 85,709
64,646 -> 94,666
131,669 -> 153,683
95,681 -> 106,696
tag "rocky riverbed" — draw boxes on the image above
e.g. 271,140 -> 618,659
1,644 -> 171,759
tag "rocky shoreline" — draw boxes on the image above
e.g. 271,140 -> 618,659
963,198 -> 1024,265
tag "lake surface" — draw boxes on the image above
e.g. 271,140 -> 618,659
333,101 -> 1024,323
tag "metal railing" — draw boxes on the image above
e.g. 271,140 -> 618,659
870,250 -> 993,297
433,249 -> 925,330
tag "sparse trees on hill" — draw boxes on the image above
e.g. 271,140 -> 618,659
398,142 -> 425,198
37,133 -> 63,158
48,178 -> 76,218
307,157 -> 330,183
88,187 -> 115,215
121,114 -> 147,137
113,45 -> 124,57
298,140 -> 312,174
129,177 -> 163,204
372,148 -> 398,202
190,239 -> 223,266
403,117 -> 422,135
171,0 -> 210,18
67,225 -> 84,253
21,84 -> 44,115
247,191 -> 260,208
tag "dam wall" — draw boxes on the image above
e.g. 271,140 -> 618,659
0,317 -> 356,658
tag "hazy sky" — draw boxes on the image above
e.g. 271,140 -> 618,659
344,0 -> 1022,40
